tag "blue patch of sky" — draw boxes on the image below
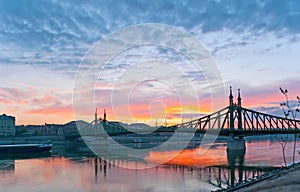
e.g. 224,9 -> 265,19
1,0 -> 300,77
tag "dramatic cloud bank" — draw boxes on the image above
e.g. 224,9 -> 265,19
0,0 -> 299,124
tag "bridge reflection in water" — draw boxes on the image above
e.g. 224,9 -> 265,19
0,138 -> 285,191
90,142 -> 278,189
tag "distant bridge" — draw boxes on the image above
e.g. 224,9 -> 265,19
77,87 -> 300,137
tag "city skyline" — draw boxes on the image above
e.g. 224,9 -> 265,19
0,1 -> 300,125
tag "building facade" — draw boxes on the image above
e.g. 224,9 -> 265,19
0,114 -> 16,137
42,123 -> 64,136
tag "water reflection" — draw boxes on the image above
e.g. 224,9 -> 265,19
227,147 -> 245,186
89,140 -> 275,189
0,136 -> 298,191
90,147 -> 276,189
0,152 -> 51,160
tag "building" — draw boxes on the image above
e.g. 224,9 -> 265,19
15,125 -> 43,136
0,114 -> 15,137
42,123 -> 64,135
14,120 -> 89,138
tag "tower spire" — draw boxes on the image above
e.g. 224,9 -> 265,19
103,109 -> 107,122
237,89 -> 242,107
95,108 -> 98,125
229,86 -> 234,106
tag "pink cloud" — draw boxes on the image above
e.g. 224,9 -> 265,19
230,79 -> 300,109
31,94 -> 57,106
26,105 -> 73,116
0,98 -> 13,104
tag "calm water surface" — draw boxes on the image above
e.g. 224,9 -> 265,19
0,135 -> 299,192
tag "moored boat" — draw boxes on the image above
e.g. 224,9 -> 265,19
0,141 -> 52,153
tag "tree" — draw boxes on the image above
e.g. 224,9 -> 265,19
279,87 -> 300,165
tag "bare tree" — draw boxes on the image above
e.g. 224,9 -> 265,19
275,134 -> 288,167
279,87 -> 300,165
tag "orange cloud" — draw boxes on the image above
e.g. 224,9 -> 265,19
18,106 -> 74,125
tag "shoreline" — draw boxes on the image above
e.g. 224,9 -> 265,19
0,135 -> 66,144
238,163 -> 300,191
216,162 -> 300,192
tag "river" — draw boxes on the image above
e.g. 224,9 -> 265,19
0,134 -> 299,192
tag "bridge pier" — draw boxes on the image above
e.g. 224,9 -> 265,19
227,136 -> 246,152
227,137 -> 246,186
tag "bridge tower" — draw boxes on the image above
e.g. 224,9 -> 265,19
229,86 -> 234,131
237,89 -> 242,107
229,86 -> 234,106
229,87 -> 243,132
237,89 -> 242,131
227,87 -> 245,154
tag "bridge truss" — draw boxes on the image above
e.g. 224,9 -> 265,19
78,87 -> 300,137
174,105 -> 300,136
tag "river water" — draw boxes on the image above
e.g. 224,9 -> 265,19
0,134 -> 299,192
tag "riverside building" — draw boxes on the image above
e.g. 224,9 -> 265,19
0,114 -> 15,137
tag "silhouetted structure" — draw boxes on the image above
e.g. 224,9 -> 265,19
0,114 -> 15,137
80,87 -> 300,138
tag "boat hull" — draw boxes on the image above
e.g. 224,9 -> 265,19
0,143 -> 52,154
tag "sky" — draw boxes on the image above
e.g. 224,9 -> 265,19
0,0 -> 300,125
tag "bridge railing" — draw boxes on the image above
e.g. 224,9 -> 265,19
238,107 -> 300,131
175,106 -> 231,131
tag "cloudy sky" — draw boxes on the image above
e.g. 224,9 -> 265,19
0,0 -> 299,125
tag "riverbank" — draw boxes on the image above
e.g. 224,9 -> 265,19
0,135 -> 66,144
236,164 -> 300,192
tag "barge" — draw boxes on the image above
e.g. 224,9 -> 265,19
0,141 -> 52,153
